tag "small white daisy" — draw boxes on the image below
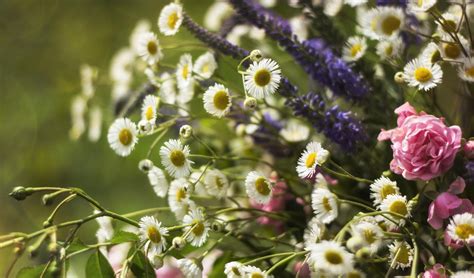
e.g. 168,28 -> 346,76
344,0 -> 368,7
439,35 -> 470,62
159,72 -> 177,104
308,240 -> 354,275
241,265 -> 269,278
350,221 -> 384,253
279,119 -> 310,143
403,58 -> 443,91
296,141 -> 329,179
369,176 -> 400,207
129,19 -> 151,54
107,118 -> 139,157
168,178 -> 195,220
388,241 -> 413,269
147,166 -> 169,198
446,212 -> 474,244
203,83 -> 232,118
183,208 -> 210,247
204,1 -> 233,32
380,194 -> 412,229
177,258 -> 202,278
451,271 -> 474,278
176,54 -> 193,89
158,2 -> 183,36
160,139 -> 193,178
194,52 -> 218,79
343,36 -> 367,62
459,57 -> 474,82
407,0 -> 436,13
304,217 -> 325,248
436,12 -> 462,35
243,58 -> 281,99
204,169 -> 229,198
224,261 -> 244,278
137,32 -> 163,65
376,37 -> 403,60
361,7 -> 404,40
245,171 -> 273,204
420,42 -> 442,64
138,216 -> 168,255
311,188 -> 338,224
141,95 -> 160,124
109,48 -> 134,85
177,77 -> 195,105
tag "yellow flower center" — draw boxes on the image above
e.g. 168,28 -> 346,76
176,187 -> 186,202
192,220 -> 205,236
255,177 -> 270,196
147,226 -> 162,244
167,12 -> 179,29
305,152 -> 317,168
381,16 -> 401,36
363,229 -> 377,244
417,0 -> 423,6
455,224 -> 474,239
444,43 -> 461,59
170,150 -> 185,167
182,64 -> 189,79
380,185 -> 396,200
350,44 -> 362,57
213,90 -> 229,110
442,20 -> 457,33
232,267 -> 241,275
389,200 -> 408,218
215,176 -> 225,189
145,106 -> 154,121
414,67 -> 432,83
385,45 -> 393,56
324,250 -> 343,265
202,64 -> 210,73
322,197 -> 332,212
254,69 -> 271,87
251,273 -> 264,278
147,41 -> 158,55
119,128 -> 133,146
394,244 -> 410,265
465,67 -> 474,77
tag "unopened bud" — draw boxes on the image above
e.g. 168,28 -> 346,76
211,221 -> 223,232
138,159 -> 154,173
42,194 -> 54,206
346,236 -> 364,253
47,242 -> 58,255
179,125 -> 193,139
244,97 -> 258,110
138,120 -> 153,134
149,254 -> 164,269
355,247 -> 372,260
172,237 -> 186,249
9,186 -> 32,201
394,72 -> 405,84
249,50 -> 263,62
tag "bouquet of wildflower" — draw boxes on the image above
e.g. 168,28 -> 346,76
3,0 -> 474,277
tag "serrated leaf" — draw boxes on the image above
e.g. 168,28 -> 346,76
109,230 -> 139,244
85,250 -> 115,278
17,264 -> 53,278
129,251 -> 156,278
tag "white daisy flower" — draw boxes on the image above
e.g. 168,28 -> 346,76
148,166 -> 169,198
176,54 -> 193,89
204,169 -> 229,198
183,208 -> 210,247
451,271 -> 474,278
168,178 -> 195,220
243,58 -> 281,99
279,119 -> 310,143
289,16 -> 309,42
446,212 -> 474,244
296,141 -> 329,179
203,83 -> 232,118
160,139 -> 193,178
159,72 -> 177,104
379,194 -> 412,229
94,210 -> 114,242
376,37 -> 403,60
388,241 -> 413,269
311,188 -> 338,224
407,0 -> 436,13
458,57 -> 474,82
204,1 -> 233,32
259,0 -> 276,8
189,169 -> 208,196
361,7 -> 404,40
350,221 -> 384,253
241,265 -> 269,278
439,35 -> 470,62
109,48 -> 134,85
107,118 -> 138,157
194,52 -> 218,79
420,42 -> 442,64
403,58 -> 443,91
177,77 -> 195,105
369,176 -> 400,207
138,216 -> 168,255
88,106 -> 102,142
129,19 -> 151,54
224,261 -> 244,278
436,11 -> 462,34
158,3 -> 183,36
343,36 -> 367,62
304,217 -> 325,248
141,95 -> 160,124
177,258 -> 202,278
245,171 -> 273,204
344,0 -> 367,6
308,240 -> 354,275
137,32 -> 163,65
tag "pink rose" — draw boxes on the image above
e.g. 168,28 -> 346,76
464,140 -> 474,159
422,264 -> 447,278
378,102 -> 462,181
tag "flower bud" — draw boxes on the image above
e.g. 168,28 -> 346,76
43,220 -> 52,228
149,254 -> 164,269
9,186 -> 32,201
172,237 -> 186,250
394,72 -> 405,84
47,242 -> 58,255
346,236 -> 364,253
42,194 -> 54,206
138,159 -> 154,173
249,49 -> 263,62
355,247 -> 372,260
27,245 -> 38,258
211,221 -> 223,232
138,119 -> 153,134
179,125 -> 193,139
244,97 -> 258,110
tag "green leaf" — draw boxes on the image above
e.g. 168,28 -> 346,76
129,251 -> 156,278
85,250 -> 115,278
17,264 -> 53,278
109,230 -> 139,244
208,252 -> 232,278
66,238 -> 88,253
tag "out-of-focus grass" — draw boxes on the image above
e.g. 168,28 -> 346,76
0,0 -> 211,274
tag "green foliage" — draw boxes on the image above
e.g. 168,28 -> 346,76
129,251 -> 156,278
85,251 -> 115,278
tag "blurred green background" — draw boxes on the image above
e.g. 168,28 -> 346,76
0,0 -> 211,274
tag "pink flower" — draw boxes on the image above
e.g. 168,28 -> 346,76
422,264 -> 447,278
293,261 -> 311,278
443,228 -> 474,249
155,265 -> 183,278
464,140 -> 474,159
428,178 -> 473,229
378,102 -> 462,181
